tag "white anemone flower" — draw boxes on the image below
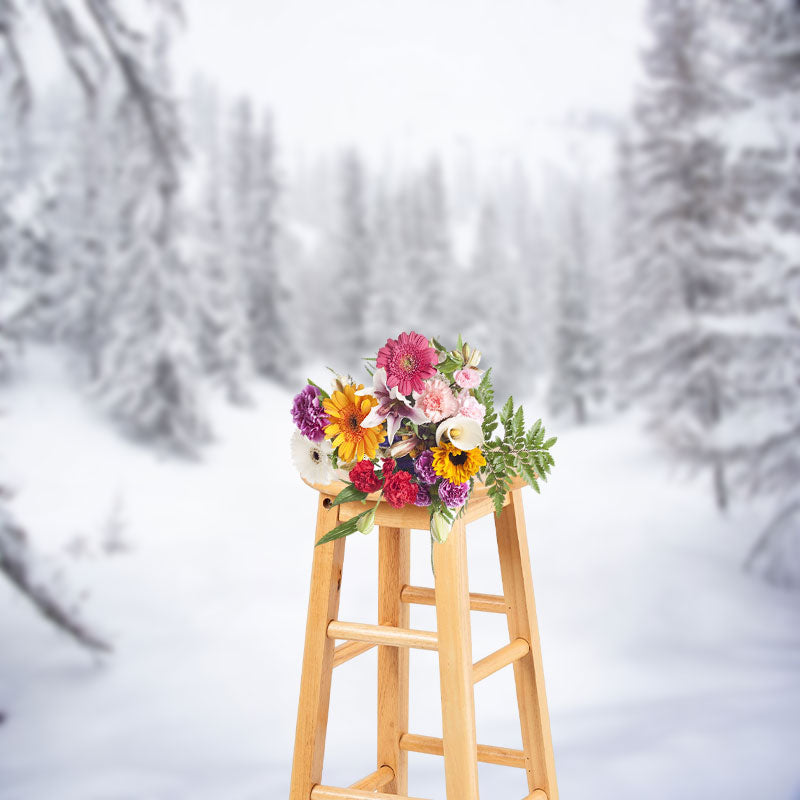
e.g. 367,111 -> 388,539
435,415 -> 484,451
290,430 -> 335,485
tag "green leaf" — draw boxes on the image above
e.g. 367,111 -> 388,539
316,508 -> 375,545
543,436 -> 558,449
306,378 -> 330,399
331,484 -> 369,506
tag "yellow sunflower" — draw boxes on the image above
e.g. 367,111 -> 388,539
323,384 -> 384,462
431,442 -> 486,484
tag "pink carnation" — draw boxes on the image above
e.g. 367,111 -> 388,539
457,393 -> 486,423
416,377 -> 458,422
454,368 -> 482,389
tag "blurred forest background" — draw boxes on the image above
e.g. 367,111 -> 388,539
1,1 -> 799,798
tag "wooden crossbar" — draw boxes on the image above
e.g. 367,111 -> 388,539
398,733 -> 526,769
348,765 -> 394,791
472,638 -> 530,683
327,621 -> 438,651
400,584 -> 507,614
332,640 -> 375,668
311,786 -> 431,800
524,791 -> 548,800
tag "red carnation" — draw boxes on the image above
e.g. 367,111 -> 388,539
383,470 -> 418,509
349,459 -> 383,493
381,458 -> 396,479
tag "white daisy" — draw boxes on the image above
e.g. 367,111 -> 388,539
290,430 -> 335,485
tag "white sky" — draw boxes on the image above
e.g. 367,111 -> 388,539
175,0 -> 646,160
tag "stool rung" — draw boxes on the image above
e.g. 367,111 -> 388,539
399,733 -> 526,768
349,765 -> 394,790
327,620 -> 438,651
332,640 -> 376,668
472,637 -> 530,683
311,786 -> 431,800
524,791 -> 548,800
400,584 -> 507,614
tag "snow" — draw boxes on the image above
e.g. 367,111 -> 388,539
1,349 -> 799,800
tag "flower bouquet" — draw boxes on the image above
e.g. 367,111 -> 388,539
290,331 -> 557,547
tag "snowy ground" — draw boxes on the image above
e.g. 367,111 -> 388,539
1,350 -> 799,800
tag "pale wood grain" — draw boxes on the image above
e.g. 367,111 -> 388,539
399,733 -> 526,769
327,620 -> 438,651
495,489 -> 559,800
400,584 -> 507,613
525,791 -> 548,800
472,637 -> 530,684
377,526 -> 410,794
433,517 -> 481,800
311,786 -> 431,800
289,495 -> 346,800
303,475 -> 527,502
348,765 -> 394,791
332,640 -> 375,668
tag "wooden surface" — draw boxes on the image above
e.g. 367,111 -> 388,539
348,765 -> 394,791
472,637 -> 530,684
400,584 -> 507,614
377,526 -> 410,794
304,474 -> 526,502
289,472 -> 559,800
311,786 -> 431,800
332,640 -> 375,668
327,620 -> 438,651
289,494 -> 346,800
433,517 -> 481,800
495,489 -> 559,800
399,733 -> 526,769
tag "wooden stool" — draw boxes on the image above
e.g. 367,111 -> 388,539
289,477 -> 558,800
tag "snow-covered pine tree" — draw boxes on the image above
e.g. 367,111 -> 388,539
702,0 -> 800,585
466,199 -> 525,396
192,97 -> 251,404
417,159 -> 454,335
547,184 -> 603,423
336,149 -> 372,362
249,111 -> 296,384
508,161 -> 548,382
93,27 -> 209,455
629,0 -> 741,509
365,178 -> 405,345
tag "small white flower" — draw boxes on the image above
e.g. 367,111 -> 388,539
435,415 -> 484,451
290,430 -> 335,485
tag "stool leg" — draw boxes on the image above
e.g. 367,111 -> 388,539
289,495 -> 346,800
433,518 -> 480,800
495,489 -> 558,800
377,526 -> 410,794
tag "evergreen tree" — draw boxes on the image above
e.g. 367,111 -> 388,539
547,186 -> 603,423
629,0 -> 739,509
704,0 -> 800,585
249,112 -> 295,383
336,149 -> 371,361
93,29 -> 209,455
194,123 -> 251,404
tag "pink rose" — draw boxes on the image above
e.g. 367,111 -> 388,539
454,368 -> 482,389
416,377 -> 459,422
457,394 -> 486,423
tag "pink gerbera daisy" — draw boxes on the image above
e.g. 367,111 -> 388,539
376,331 -> 438,396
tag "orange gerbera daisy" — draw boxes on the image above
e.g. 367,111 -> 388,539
323,384 -> 384,462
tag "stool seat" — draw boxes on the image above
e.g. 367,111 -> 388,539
289,479 -> 558,800
301,476 -> 527,530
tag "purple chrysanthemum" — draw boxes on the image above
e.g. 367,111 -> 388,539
414,450 -> 437,485
414,484 -> 432,507
291,384 -> 329,442
438,479 -> 470,509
